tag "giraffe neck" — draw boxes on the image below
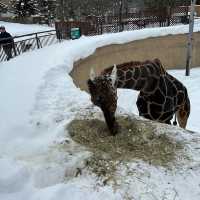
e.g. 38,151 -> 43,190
114,60 -> 164,93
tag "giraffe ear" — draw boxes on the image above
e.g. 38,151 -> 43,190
89,68 -> 96,81
110,64 -> 117,87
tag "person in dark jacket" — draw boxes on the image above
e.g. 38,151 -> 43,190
0,26 -> 14,60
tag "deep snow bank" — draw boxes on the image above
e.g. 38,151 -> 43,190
0,20 -> 200,200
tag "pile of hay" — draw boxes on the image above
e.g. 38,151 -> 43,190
67,116 -> 184,177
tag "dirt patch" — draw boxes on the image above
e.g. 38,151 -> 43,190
67,116 -> 184,177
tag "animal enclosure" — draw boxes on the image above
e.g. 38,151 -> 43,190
56,6 -> 189,39
70,32 -> 200,92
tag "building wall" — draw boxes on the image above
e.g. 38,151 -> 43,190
195,5 -> 200,16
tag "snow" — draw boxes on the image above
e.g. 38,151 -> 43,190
0,21 -> 200,200
0,20 -> 54,36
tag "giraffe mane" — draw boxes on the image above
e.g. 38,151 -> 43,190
101,58 -> 166,76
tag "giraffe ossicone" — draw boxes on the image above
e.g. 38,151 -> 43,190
87,59 -> 190,135
89,68 -> 96,81
110,64 -> 117,87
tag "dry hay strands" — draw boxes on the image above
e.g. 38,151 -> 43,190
67,116 -> 184,169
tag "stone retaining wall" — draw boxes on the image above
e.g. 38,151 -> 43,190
71,32 -> 200,91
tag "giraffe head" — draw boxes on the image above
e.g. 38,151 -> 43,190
87,65 -> 118,135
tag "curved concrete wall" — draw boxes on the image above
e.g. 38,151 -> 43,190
70,32 -> 200,91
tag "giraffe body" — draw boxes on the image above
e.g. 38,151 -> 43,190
87,59 -> 190,135
137,73 -> 190,125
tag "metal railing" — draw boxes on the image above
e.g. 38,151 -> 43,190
0,29 -> 61,62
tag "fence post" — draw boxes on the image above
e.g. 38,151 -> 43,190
100,17 -> 103,34
12,41 -> 17,56
186,0 -> 196,76
119,15 -> 124,32
167,6 -> 171,26
35,33 -> 41,49
119,0 -> 123,32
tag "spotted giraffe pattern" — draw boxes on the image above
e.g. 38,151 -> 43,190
102,59 -> 166,92
137,73 -> 190,126
88,58 -> 190,135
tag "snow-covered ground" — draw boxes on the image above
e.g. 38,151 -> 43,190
0,21 -> 54,36
0,21 -> 200,200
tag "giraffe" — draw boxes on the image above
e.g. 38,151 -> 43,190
87,58 -> 190,135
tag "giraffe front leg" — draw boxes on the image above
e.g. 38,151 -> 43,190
102,108 -> 118,136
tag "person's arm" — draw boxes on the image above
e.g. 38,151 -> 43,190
0,34 -> 3,45
7,32 -> 14,43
